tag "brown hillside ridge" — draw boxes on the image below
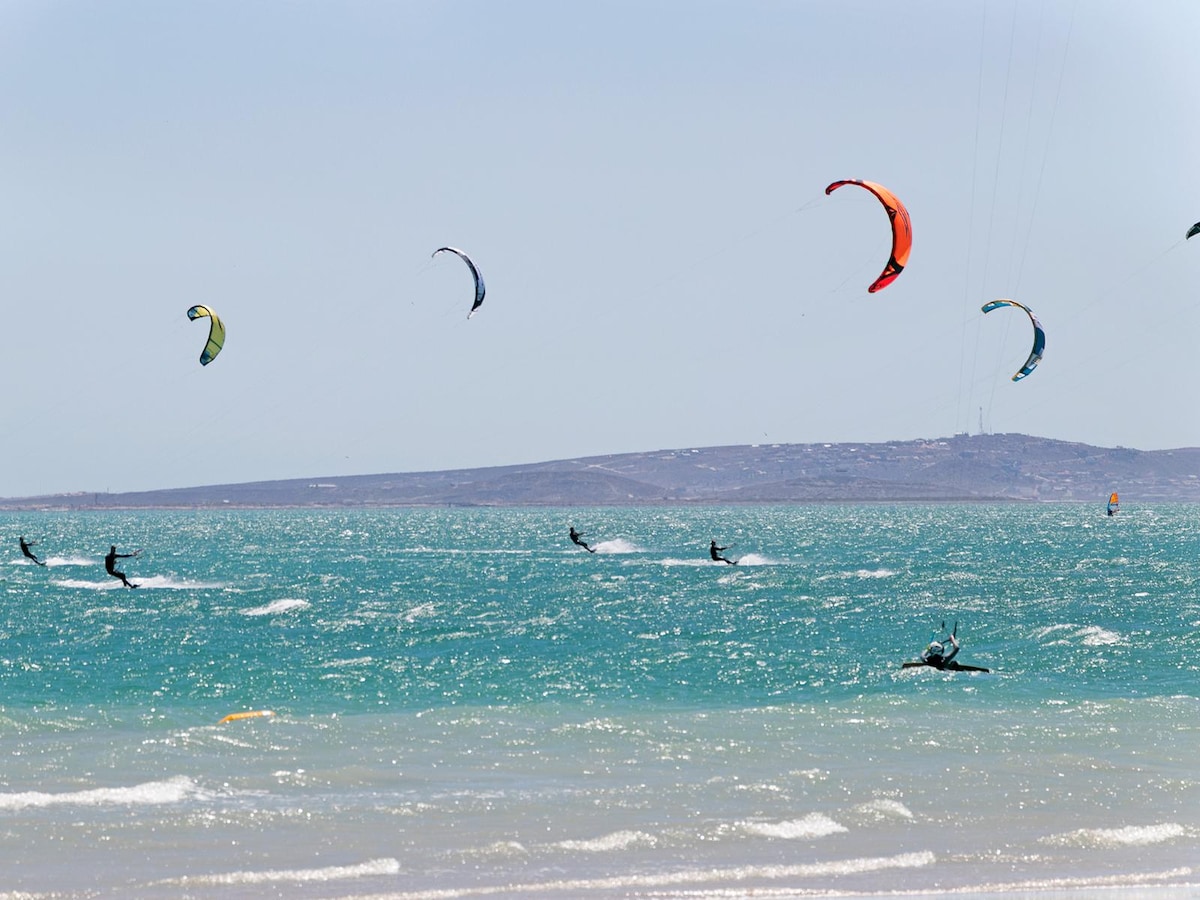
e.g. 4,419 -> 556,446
2,433 -> 1197,509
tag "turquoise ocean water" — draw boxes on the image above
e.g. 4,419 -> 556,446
1,504 -> 1197,898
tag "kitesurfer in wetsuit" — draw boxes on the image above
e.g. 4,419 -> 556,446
709,540 -> 737,565
19,536 -> 46,566
569,527 -> 595,553
105,545 -> 139,588
921,634 -> 960,669
906,622 -> 989,672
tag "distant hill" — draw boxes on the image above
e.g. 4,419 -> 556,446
4,433 -> 1200,509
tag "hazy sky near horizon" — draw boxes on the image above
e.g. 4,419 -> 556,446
3,0 -> 1199,497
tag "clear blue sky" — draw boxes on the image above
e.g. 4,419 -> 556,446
2,1 -> 1198,497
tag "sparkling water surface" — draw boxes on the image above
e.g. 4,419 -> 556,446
1,504 -> 1197,898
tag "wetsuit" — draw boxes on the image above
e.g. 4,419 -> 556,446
105,546 -> 138,588
921,635 -> 960,669
709,541 -> 736,565
569,527 -> 595,553
906,634 -> 989,672
19,537 -> 45,566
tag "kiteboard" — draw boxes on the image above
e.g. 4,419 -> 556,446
218,709 -> 274,724
902,661 -> 990,673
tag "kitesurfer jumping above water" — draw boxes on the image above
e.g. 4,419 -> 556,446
569,527 -> 595,553
105,545 -> 140,588
709,540 -> 737,565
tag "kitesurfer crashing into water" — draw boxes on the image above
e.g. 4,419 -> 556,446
19,537 -> 46,566
105,545 -> 140,588
569,527 -> 596,553
709,540 -> 737,565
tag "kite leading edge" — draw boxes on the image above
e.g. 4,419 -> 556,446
432,246 -> 486,318
186,305 -> 226,366
981,298 -> 1045,382
825,179 -> 912,293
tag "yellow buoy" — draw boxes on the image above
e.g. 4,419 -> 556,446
218,709 -> 274,724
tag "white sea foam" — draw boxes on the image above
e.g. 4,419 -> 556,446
241,598 -> 311,616
134,574 -> 226,590
1034,623 -> 1122,646
51,575 -> 224,591
53,578 -> 130,590
553,829 -> 656,852
855,567 -> 897,578
951,868 -> 1195,896
403,602 -> 437,622
0,775 -> 203,810
853,798 -> 915,820
1033,623 -> 1075,639
663,553 -> 774,569
163,857 -> 400,886
1079,625 -> 1122,646
591,538 -> 640,554
344,851 -> 935,899
43,555 -> 96,567
1042,822 -> 1188,848
730,553 -> 772,566
738,812 -> 847,839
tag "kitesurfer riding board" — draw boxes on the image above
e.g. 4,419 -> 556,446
19,536 -> 46,566
569,527 -> 596,553
709,540 -> 737,565
105,545 -> 140,589
903,621 -> 989,672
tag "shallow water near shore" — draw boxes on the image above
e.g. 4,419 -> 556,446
1,504 -> 1197,897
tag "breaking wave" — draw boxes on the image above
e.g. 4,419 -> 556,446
738,812 -> 848,839
162,857 -> 400,886
0,776 -> 205,811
